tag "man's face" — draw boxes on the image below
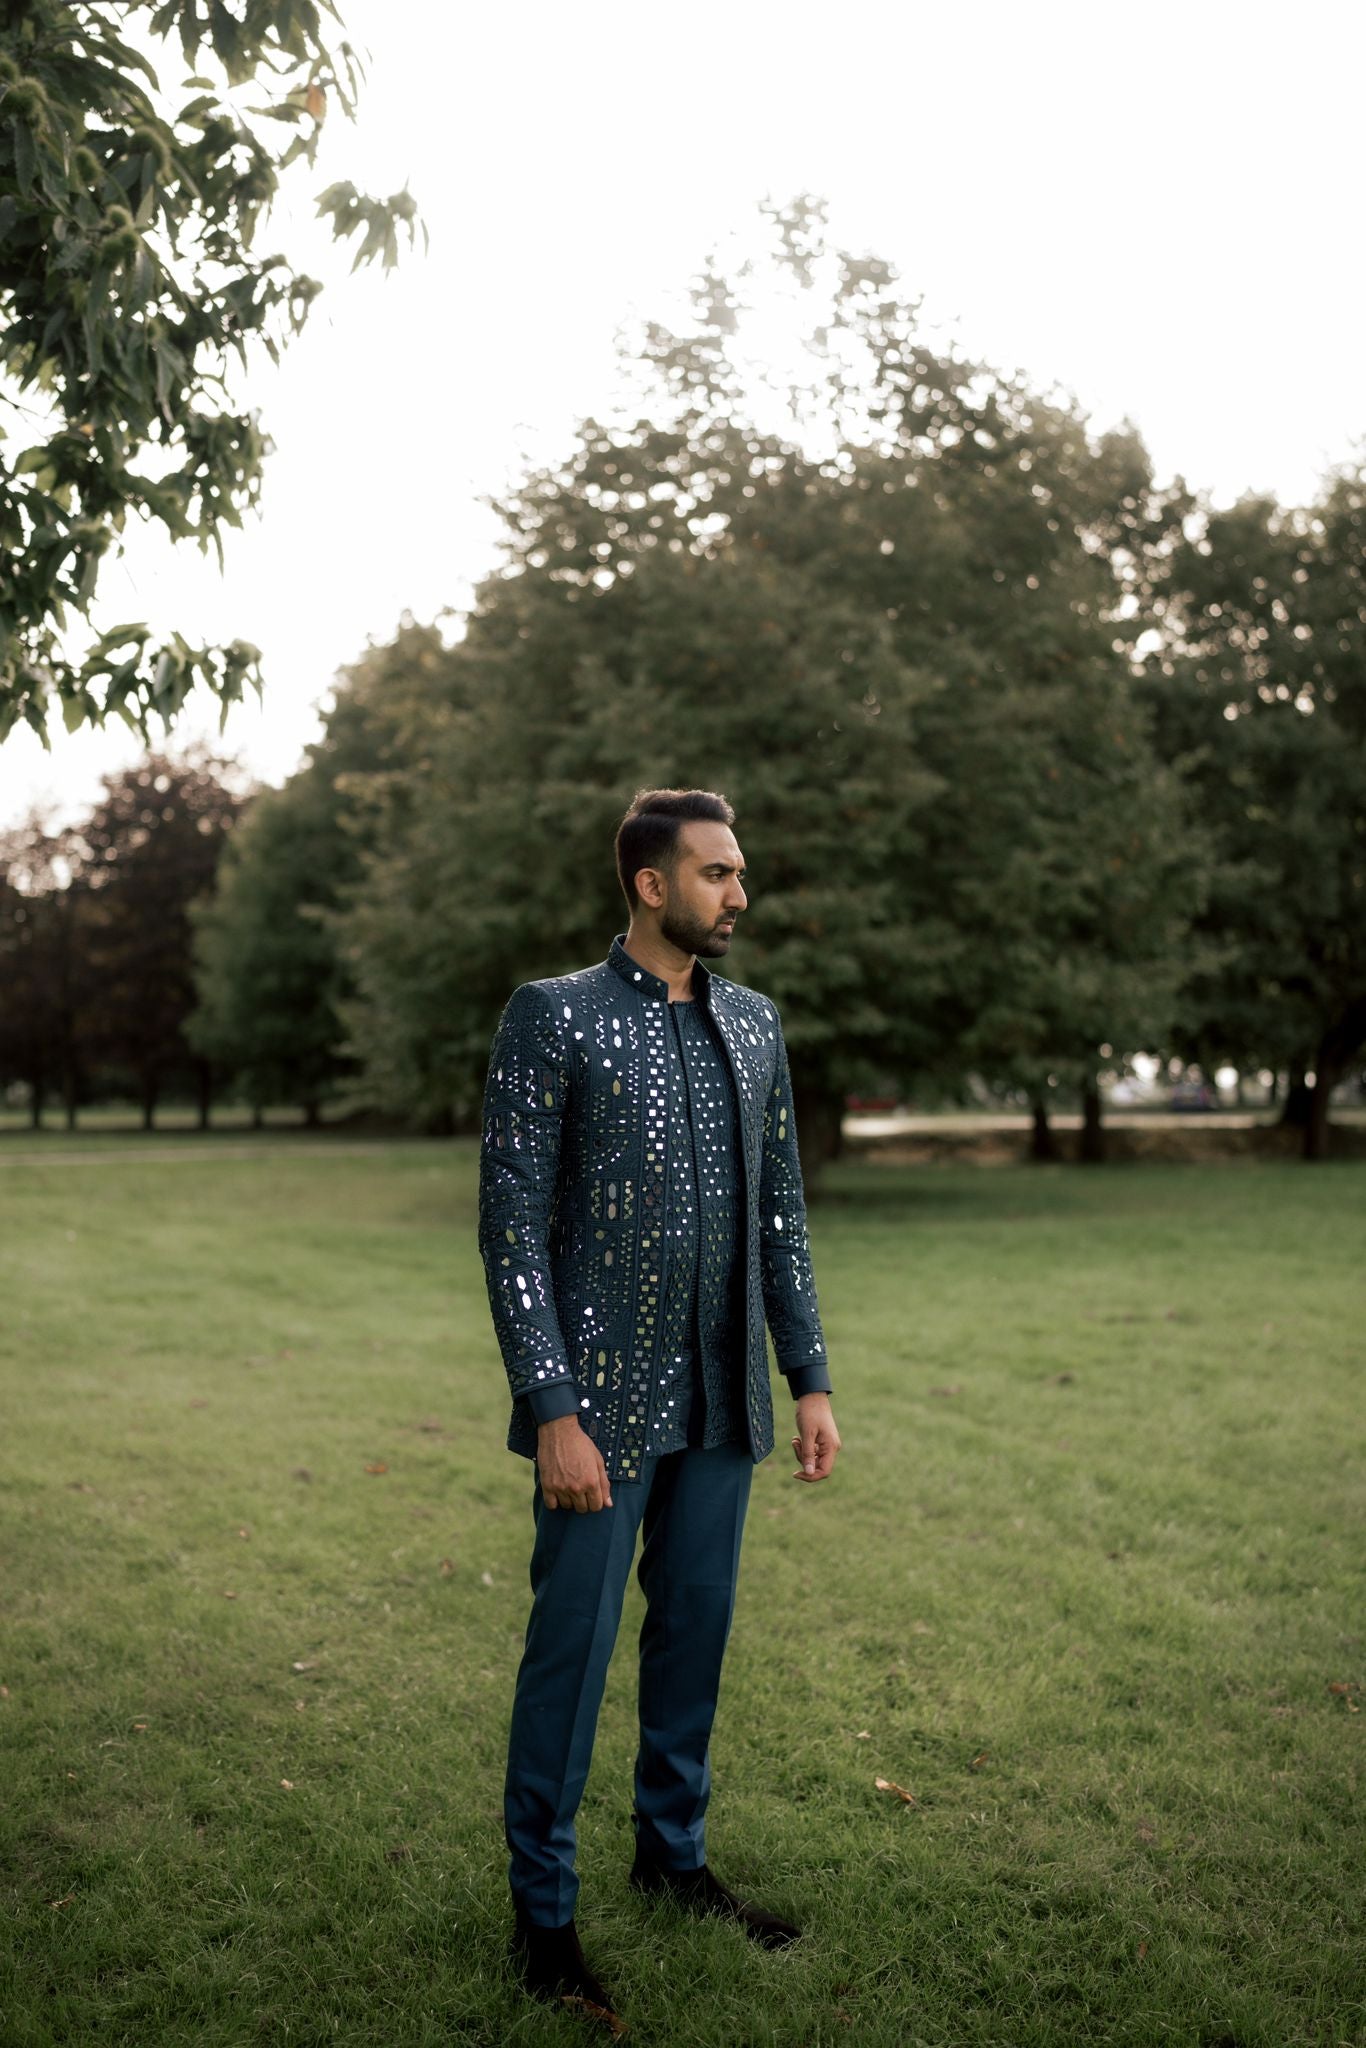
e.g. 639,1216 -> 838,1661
651,820 -> 748,958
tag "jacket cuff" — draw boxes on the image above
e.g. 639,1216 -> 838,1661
783,1362 -> 833,1399
525,1378 -> 581,1425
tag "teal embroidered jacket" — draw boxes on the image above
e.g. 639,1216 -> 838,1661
477,934 -> 832,1482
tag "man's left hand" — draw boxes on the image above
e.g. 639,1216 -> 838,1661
791,1393 -> 841,1483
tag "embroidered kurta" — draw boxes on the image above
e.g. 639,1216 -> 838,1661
478,934 -> 833,1483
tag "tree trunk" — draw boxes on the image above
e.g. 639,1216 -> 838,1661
792,1082 -> 844,1175
303,1099 -> 321,1129
196,1058 -> 212,1131
1029,1094 -> 1059,1162
1079,1074 -> 1106,1163
251,1104 -> 264,1131
1281,1062 -> 1311,1129
1267,1069 -> 1280,1109
1303,1041 -> 1339,1162
141,1078 -> 157,1132
29,1078 -> 44,1130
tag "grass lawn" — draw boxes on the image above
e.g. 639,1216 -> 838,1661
1,1141 -> 1362,2047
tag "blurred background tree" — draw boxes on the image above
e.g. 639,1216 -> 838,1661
3,201 -> 1360,1162
0,0 -> 421,744
66,748 -> 244,1126
1140,471 -> 1366,1158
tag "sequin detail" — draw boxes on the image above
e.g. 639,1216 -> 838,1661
477,933 -> 829,1482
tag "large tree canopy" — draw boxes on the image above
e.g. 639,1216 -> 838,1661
326,207 -> 1205,1156
0,0 -> 420,745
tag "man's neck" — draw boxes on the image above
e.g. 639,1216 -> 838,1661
622,924 -> 695,1004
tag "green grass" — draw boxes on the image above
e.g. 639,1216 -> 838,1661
1,1144 -> 1363,2046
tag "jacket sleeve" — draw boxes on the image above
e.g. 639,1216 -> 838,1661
759,1010 -> 833,1398
477,982 -> 579,1421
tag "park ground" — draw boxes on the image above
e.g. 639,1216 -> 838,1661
1,1142 -> 1363,2046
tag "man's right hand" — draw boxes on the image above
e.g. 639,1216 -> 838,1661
536,1415 -> 614,1513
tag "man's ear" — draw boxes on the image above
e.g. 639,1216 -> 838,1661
635,866 -> 665,910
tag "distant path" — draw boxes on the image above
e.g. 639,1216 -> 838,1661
0,1139 -> 446,1166
4,1108 -> 1363,1167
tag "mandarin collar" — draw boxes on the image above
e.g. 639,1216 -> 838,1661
607,932 -> 714,1007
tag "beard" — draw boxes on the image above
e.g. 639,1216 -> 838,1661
660,902 -> 736,958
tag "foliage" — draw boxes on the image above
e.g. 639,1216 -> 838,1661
0,809 -> 82,1123
64,746 -> 246,1122
188,618 -> 450,1118
0,0 -> 422,744
1142,467 -> 1366,1155
332,205 -> 1205,1148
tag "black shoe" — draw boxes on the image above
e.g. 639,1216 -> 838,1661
628,1851 -> 802,1948
511,1906 -> 626,2032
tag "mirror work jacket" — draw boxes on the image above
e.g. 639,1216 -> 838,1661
477,933 -> 832,1483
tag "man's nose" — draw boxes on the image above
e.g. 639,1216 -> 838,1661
728,883 -> 748,911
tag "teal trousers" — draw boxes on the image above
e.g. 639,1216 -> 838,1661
503,1430 -> 754,1927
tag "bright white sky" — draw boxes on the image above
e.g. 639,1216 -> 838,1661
4,0 -> 1363,829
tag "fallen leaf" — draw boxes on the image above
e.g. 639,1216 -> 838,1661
1327,1680 -> 1357,1695
132,1722 -> 148,1732
439,1558 -> 455,1576
385,1843 -> 412,1863
1135,1819 -> 1157,1843
294,1699 -> 306,1712
291,1467 -> 312,1482
1051,1371 -> 1076,1385
929,1384 -> 962,1397
48,1893 -> 75,1910
67,1481 -> 95,1493
969,1751 -> 989,1770
280,1779 -> 295,1791
291,1659 -> 316,1674
364,1462 -> 388,1476
189,1398 -> 208,1409
480,1570 -> 494,1587
874,1776 -> 916,1806
1138,1940 -> 1148,1960
559,1993 -> 626,2038
855,1729 -> 871,1740
66,1770 -> 77,1780
1,1685 -> 9,1699
237,1527 -> 251,1539
418,1417 -> 445,1434
221,1590 -> 237,1600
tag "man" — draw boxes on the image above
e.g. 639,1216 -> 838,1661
478,786 -> 841,2027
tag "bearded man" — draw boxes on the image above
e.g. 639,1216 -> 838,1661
478,786 -> 841,2027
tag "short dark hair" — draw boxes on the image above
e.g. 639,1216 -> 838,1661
615,787 -> 736,910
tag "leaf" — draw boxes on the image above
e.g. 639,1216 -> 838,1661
363,1461 -> 388,1475
439,1558 -> 454,1576
305,84 -> 325,119
280,1778 -> 294,1790
874,1776 -> 916,1806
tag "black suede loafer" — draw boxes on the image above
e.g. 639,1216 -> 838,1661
628,1852 -> 802,1949
511,1906 -> 626,2033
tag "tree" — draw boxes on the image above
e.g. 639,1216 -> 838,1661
68,747 -> 245,1125
331,211 -> 1206,1157
1,0 -> 421,744
1141,469 -> 1366,1158
188,615 -> 461,1123
0,811 -> 83,1125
